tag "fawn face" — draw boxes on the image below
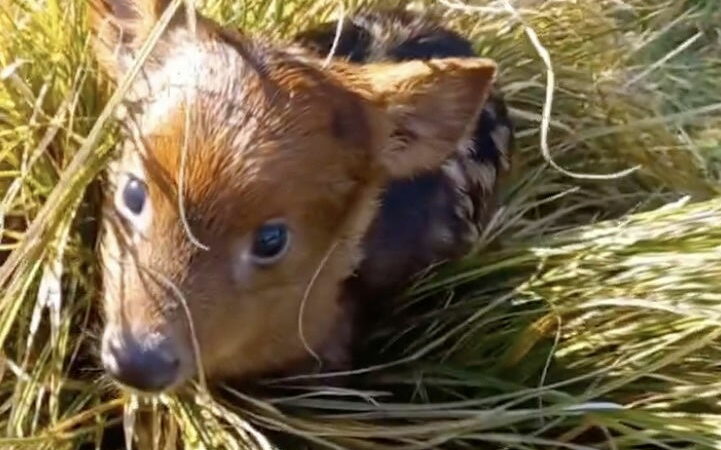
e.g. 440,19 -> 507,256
92,0 -> 496,392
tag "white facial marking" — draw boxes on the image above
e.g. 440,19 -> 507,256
231,235 -> 254,285
132,40 -> 209,135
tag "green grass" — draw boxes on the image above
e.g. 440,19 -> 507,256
1,0 -> 721,448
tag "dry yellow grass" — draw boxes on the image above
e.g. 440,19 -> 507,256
1,0 -> 720,448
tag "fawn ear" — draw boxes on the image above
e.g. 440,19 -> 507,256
363,58 -> 496,179
89,0 -> 179,79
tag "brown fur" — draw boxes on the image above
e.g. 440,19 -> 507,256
92,0 -> 496,389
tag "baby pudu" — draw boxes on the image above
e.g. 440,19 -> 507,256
91,0 -> 497,392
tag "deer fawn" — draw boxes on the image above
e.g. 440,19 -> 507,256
92,0 -> 513,393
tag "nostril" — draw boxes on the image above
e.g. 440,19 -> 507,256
102,331 -> 183,392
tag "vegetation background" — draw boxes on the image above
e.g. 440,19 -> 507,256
1,0 -> 720,448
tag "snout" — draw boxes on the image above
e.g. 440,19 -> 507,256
101,329 -> 187,392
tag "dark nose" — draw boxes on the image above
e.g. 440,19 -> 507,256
102,331 -> 181,392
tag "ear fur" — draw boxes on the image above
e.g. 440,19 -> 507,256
89,0 -> 176,79
362,58 -> 497,179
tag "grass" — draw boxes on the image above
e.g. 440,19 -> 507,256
1,0 -> 721,448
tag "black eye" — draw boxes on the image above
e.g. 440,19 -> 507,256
122,176 -> 147,215
251,222 -> 290,264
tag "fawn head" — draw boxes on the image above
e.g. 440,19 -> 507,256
91,0 -> 496,392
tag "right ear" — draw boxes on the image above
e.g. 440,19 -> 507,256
357,57 -> 497,180
89,0 -> 175,79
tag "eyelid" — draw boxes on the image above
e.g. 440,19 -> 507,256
262,218 -> 288,227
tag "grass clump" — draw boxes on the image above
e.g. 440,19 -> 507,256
1,0 -> 721,448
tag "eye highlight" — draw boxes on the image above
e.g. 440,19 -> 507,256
250,221 -> 290,266
114,172 -> 152,233
122,176 -> 147,215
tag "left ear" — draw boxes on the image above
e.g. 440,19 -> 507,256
89,0 -> 180,80
362,58 -> 497,179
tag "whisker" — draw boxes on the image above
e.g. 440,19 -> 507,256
297,240 -> 341,370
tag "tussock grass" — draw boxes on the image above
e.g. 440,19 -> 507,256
1,0 -> 721,448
